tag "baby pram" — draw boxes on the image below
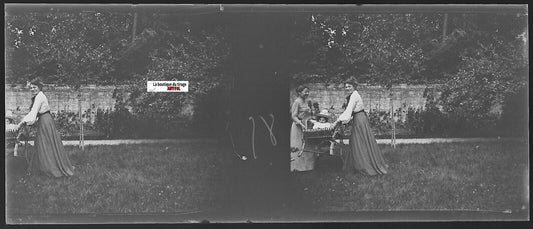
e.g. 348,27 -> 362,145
299,121 -> 352,158
5,122 -> 35,175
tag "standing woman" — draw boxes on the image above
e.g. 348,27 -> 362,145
336,78 -> 388,176
290,85 -> 315,171
17,78 -> 74,177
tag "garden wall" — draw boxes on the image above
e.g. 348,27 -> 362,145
5,83 -> 509,138
5,85 -> 119,122
6,83 -> 443,123
290,83 -> 442,122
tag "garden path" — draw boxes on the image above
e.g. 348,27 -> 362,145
19,137 -> 519,146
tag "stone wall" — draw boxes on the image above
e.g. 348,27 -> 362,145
290,83 -> 442,122
6,83 -> 443,123
5,84 -> 119,122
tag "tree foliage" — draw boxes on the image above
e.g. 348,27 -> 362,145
116,14 -> 231,136
289,13 -> 527,87
437,13 -> 528,127
5,10 -> 131,87
6,9 -> 231,136
290,13 -> 442,87
289,12 -> 527,133
5,8 -> 528,137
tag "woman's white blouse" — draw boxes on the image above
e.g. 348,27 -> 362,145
337,90 -> 364,122
22,91 -> 51,125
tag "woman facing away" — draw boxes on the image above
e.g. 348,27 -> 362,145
17,78 -> 75,177
335,78 -> 388,176
290,85 -> 317,172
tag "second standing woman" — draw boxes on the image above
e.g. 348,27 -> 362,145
290,85 -> 316,172
336,78 -> 388,176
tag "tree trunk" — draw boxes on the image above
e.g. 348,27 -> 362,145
442,13 -> 448,43
78,92 -> 84,150
390,91 -> 396,148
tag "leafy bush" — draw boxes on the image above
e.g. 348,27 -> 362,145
78,87 -> 228,139
51,111 -> 79,137
405,91 -> 452,137
366,89 -> 509,138
367,110 -> 392,135
45,102 -> 224,140
48,109 -> 104,139
103,91 -> 219,139
404,93 -> 502,138
93,108 -> 112,139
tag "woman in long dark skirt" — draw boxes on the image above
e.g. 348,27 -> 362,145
335,78 -> 388,176
17,78 -> 74,177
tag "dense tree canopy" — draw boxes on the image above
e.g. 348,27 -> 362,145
6,9 -> 527,87
437,13 -> 528,115
5,11 -> 132,87
5,7 -> 528,131
289,13 -> 527,87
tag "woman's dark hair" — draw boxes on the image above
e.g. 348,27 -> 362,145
29,78 -> 44,109
343,77 -> 359,89
342,77 -> 358,109
295,85 -> 309,94
30,77 -> 44,91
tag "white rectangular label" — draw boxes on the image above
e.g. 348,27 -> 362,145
147,81 -> 189,92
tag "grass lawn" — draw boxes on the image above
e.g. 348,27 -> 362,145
291,141 -> 529,212
5,140 -> 529,220
6,142 -> 228,215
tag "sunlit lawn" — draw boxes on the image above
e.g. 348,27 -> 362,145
6,142 -> 228,215
6,140 -> 528,219
291,141 -> 529,212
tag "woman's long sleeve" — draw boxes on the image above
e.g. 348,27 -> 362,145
337,91 -> 363,122
22,93 -> 44,126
